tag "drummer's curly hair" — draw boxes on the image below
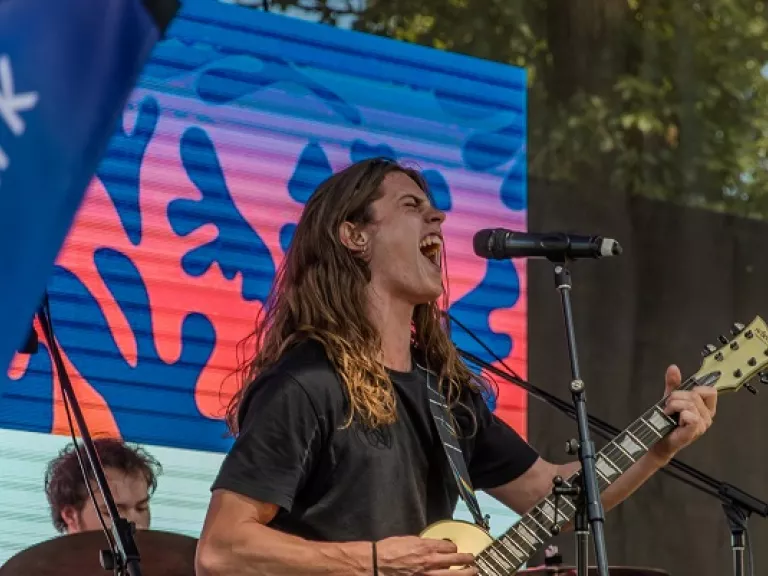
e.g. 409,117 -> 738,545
44,437 -> 162,533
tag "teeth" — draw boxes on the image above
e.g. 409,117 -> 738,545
419,234 -> 442,266
419,235 -> 443,249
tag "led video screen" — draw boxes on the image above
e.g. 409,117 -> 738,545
1,0 -> 527,563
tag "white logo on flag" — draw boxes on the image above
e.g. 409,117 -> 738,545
0,54 -> 40,175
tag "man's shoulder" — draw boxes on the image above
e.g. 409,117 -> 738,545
271,337 -> 334,377
258,338 -> 346,408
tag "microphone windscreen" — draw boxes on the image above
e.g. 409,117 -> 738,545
472,229 -> 495,258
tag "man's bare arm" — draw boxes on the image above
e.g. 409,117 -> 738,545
485,452 -> 666,522
195,490 -> 371,576
195,490 -> 477,576
486,379 -> 717,521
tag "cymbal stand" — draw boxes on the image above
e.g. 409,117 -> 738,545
35,294 -> 142,576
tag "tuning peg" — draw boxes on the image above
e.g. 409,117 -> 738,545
760,372 -> 768,385
745,383 -> 758,395
702,344 -> 718,357
731,322 -> 746,335
718,335 -> 729,345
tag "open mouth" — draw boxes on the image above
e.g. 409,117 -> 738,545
419,234 -> 443,267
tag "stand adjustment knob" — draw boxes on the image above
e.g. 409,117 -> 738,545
100,549 -> 115,571
565,438 -> 580,455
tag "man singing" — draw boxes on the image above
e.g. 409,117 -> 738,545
196,158 -> 716,575
45,437 -> 162,534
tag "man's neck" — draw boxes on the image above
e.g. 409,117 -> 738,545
366,286 -> 413,372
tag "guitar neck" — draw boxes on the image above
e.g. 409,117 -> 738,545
474,377 -> 696,576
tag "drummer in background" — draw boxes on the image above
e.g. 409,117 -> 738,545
44,438 -> 162,534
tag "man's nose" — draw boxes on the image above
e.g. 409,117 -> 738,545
126,510 -> 149,529
426,206 -> 445,224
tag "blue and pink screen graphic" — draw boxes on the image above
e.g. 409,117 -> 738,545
2,0 -> 528,453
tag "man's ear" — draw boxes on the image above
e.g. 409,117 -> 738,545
60,505 -> 81,533
339,221 -> 369,254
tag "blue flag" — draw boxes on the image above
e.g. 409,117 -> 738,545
0,0 -> 178,372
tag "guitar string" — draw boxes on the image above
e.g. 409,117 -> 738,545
482,396 -> 687,573
477,414 -> 665,576
478,411 -> 667,576
476,375 -> 702,574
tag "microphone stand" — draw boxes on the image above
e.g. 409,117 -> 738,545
35,294 -> 142,576
454,348 -> 768,576
720,484 -> 766,576
548,262 -> 609,576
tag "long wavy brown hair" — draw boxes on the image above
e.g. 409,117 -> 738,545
225,157 -> 483,434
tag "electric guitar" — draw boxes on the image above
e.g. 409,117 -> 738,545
421,316 -> 768,575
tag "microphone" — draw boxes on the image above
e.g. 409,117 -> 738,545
473,229 -> 622,261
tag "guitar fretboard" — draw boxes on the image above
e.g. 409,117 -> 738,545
473,377 -> 696,576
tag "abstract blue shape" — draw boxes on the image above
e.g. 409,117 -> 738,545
196,56 -> 361,125
96,96 -> 159,245
350,139 -> 397,163
462,124 -> 525,172
47,249 -> 230,452
168,127 -> 275,302
0,344 -> 54,433
500,161 -> 526,211
482,385 -> 498,412
347,140 -> 453,211
422,169 -> 452,211
141,39 -> 223,80
288,142 -> 333,204
448,259 -> 520,412
279,223 -> 297,254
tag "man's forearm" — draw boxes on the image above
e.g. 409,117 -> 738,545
196,521 -> 372,576
599,450 -> 666,512
557,450 -> 666,529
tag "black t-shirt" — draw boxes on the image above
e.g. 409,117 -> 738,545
211,339 -> 539,542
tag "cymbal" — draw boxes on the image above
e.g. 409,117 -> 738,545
0,530 -> 197,576
519,567 -> 669,576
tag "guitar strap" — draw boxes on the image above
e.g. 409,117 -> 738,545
418,362 -> 490,531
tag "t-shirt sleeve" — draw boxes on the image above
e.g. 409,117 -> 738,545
465,390 -> 540,490
211,373 -> 323,513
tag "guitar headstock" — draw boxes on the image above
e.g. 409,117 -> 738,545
695,316 -> 768,395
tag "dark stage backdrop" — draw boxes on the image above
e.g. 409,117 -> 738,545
526,180 -> 768,576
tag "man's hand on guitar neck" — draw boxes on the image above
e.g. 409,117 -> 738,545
649,364 -> 717,464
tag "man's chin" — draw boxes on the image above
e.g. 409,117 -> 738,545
412,285 -> 444,306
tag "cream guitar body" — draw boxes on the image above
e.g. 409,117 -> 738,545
421,519 -> 494,556
421,519 -> 523,574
